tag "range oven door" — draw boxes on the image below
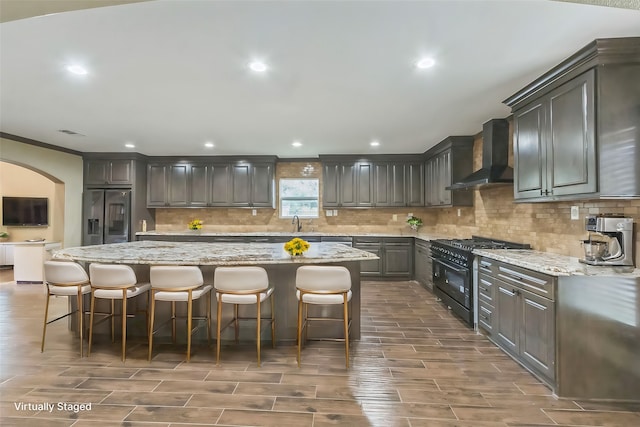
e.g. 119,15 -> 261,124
432,257 -> 471,310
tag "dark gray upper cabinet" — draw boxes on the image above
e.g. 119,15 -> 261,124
424,136 -> 474,207
512,70 -> 596,200
147,158 -> 275,208
85,159 -> 133,186
405,162 -> 425,206
321,156 -> 424,208
374,163 -> 405,207
209,163 -> 232,206
505,37 -> 640,201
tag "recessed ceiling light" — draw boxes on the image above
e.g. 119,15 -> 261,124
370,140 -> 380,147
292,141 -> 302,148
125,143 -> 135,148
66,64 -> 88,75
416,57 -> 436,69
204,142 -> 214,148
248,60 -> 268,73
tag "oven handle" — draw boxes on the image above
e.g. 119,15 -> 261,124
430,257 -> 469,275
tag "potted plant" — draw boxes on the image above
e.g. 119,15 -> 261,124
0,231 -> 9,242
407,216 -> 423,231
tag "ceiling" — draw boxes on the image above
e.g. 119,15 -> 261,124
1,1 -> 639,158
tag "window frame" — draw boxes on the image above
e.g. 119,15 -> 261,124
278,178 -> 320,219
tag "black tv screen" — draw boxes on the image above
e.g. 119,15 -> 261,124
2,197 -> 49,226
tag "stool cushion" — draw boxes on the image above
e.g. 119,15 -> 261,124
217,287 -> 274,305
93,283 -> 151,299
49,284 -> 92,296
297,289 -> 352,305
155,284 -> 213,302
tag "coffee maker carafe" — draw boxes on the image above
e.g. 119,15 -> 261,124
580,214 -> 634,266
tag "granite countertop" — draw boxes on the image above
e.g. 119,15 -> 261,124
135,230 -> 449,242
52,240 -> 379,266
474,249 -> 640,278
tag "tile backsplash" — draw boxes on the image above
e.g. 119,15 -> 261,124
155,155 -> 640,266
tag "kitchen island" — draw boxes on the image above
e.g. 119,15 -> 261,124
53,240 -> 379,342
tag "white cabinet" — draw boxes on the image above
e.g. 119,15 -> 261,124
13,242 -> 61,284
0,244 -> 15,266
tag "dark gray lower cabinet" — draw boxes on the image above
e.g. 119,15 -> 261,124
478,256 -> 556,386
414,240 -> 432,289
354,237 -> 412,279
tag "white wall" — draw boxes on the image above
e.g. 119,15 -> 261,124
0,137 -> 83,247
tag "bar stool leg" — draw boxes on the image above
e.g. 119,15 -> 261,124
171,301 -> 176,343
270,292 -> 276,348
206,292 -> 212,345
88,290 -> 96,356
256,296 -> 261,367
148,291 -> 156,361
343,293 -> 350,368
121,290 -> 127,362
77,287 -> 84,357
297,298 -> 303,367
186,292 -> 193,362
216,297 -> 222,365
234,304 -> 239,344
41,290 -> 51,353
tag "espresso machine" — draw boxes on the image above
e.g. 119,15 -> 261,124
580,214 -> 634,266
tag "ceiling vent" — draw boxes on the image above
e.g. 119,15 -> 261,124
58,129 -> 84,136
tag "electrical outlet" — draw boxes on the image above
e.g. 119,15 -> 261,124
571,205 -> 580,220
408,212 -> 413,218
457,208 -> 461,217
333,209 -> 338,216
252,209 -> 257,216
326,210 -> 333,217
392,214 -> 397,221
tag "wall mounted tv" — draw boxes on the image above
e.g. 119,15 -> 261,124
2,197 -> 49,226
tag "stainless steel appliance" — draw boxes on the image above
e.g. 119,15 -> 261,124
431,236 -> 530,325
580,214 -> 634,266
83,189 -> 131,246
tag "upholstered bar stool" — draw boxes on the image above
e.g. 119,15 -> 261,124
295,265 -> 352,368
148,265 -> 212,362
42,261 -> 91,357
88,263 -> 151,361
213,266 -> 275,367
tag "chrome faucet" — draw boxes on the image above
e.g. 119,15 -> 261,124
292,215 -> 302,233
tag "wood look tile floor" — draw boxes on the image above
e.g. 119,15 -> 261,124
1,268 -> 639,426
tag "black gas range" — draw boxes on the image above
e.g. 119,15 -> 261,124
431,236 -> 530,325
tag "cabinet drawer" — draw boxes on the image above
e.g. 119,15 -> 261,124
478,274 -> 494,305
478,257 -> 496,275
496,263 -> 555,300
353,237 -> 381,245
478,304 -> 493,333
383,237 -> 412,246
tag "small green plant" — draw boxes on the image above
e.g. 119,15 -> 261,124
407,216 -> 423,230
0,231 -> 8,238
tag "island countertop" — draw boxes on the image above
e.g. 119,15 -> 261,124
52,240 -> 379,265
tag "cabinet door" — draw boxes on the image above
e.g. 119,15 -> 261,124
547,69 -> 596,197
514,101 -> 545,199
384,243 -> 412,277
424,159 -> 435,206
167,164 -> 189,206
251,163 -> 274,207
374,163 -> 406,207
439,151 -> 452,206
354,243 -> 382,277
209,163 -> 232,206
339,164 -> 357,207
414,245 -> 428,284
520,289 -> 555,382
147,164 -> 168,207
109,160 -> 133,185
190,164 -> 209,206
231,164 -> 251,207
322,164 -> 340,207
85,160 -> 109,185
356,162 -> 374,207
495,282 -> 519,355
405,162 -> 424,206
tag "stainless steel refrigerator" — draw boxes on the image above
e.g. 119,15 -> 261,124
83,189 -> 131,246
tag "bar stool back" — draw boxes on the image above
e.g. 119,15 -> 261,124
295,265 -> 352,368
42,261 -> 91,357
148,265 -> 212,362
88,263 -> 151,361
213,266 -> 275,367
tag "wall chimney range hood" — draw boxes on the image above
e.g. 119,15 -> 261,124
447,118 -> 512,190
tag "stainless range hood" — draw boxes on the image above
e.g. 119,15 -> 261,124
447,118 -> 512,190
